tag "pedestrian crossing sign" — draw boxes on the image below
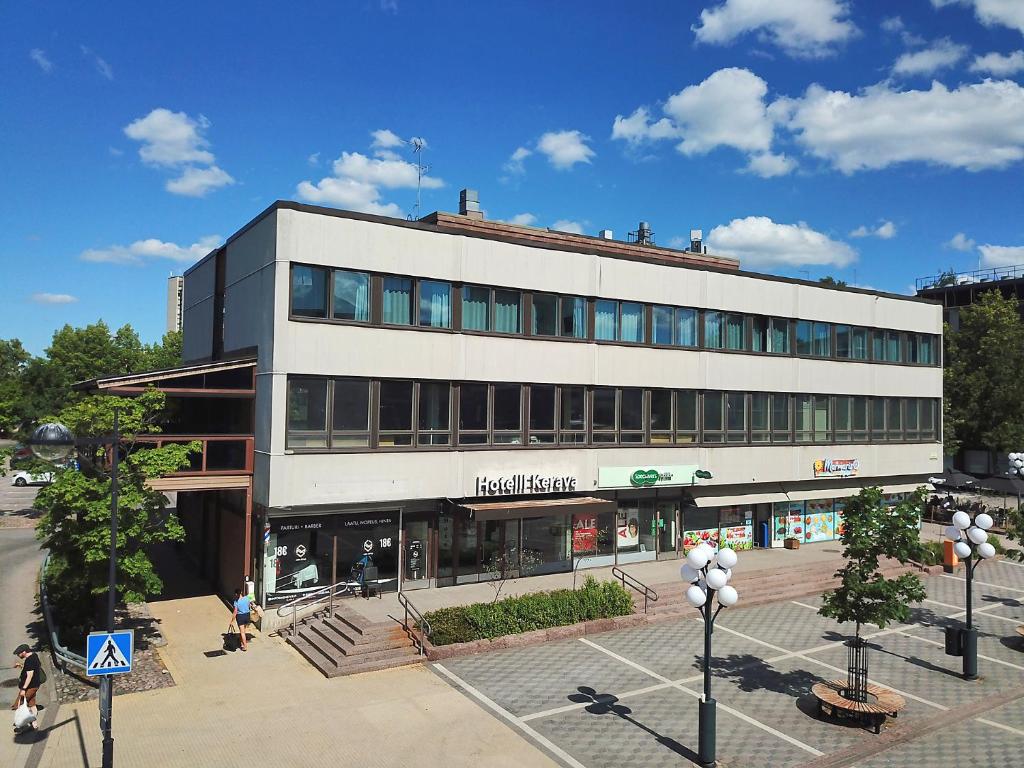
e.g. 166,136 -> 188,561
86,630 -> 133,676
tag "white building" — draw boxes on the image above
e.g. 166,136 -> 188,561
181,195 -> 942,603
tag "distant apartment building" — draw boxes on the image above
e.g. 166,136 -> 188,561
166,275 -> 184,333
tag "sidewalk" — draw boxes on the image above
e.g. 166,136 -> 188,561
33,594 -> 559,768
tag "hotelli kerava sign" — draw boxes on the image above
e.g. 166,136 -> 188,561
475,474 -> 578,496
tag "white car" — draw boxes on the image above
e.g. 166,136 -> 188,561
11,470 -> 54,487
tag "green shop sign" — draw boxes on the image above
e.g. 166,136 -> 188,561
630,469 -> 661,486
599,465 -> 698,489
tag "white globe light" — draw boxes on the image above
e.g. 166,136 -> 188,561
706,568 -> 728,590
717,547 -> 738,569
29,422 -> 75,463
698,543 -> 716,562
687,548 -> 710,570
717,585 -> 738,607
680,563 -> 699,583
686,584 -> 707,607
967,526 -> 987,545
724,568 -> 733,583
944,525 -> 961,541
978,542 -> 996,559
952,511 -> 971,530
953,541 -> 972,559
975,513 -> 993,531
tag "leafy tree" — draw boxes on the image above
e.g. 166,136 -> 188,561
33,388 -> 199,640
143,330 -> 182,371
820,487 -> 927,641
943,290 -> 1024,456
818,276 -> 848,288
936,268 -> 957,287
0,338 -> 30,436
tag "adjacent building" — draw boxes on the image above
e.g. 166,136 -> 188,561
179,195 -> 942,605
166,275 -> 184,333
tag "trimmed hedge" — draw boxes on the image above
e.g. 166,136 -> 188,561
424,576 -> 635,646
918,534 -> 1006,566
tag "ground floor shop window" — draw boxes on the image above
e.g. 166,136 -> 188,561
681,507 -> 720,552
804,500 -> 836,542
571,510 -> 616,567
773,501 -> 805,541
616,502 -> 657,563
521,515 -> 572,575
718,506 -> 754,550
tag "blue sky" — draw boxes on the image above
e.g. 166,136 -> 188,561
3,0 -> 1024,355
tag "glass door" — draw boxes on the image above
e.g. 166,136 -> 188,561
402,519 -> 431,590
656,502 -> 679,559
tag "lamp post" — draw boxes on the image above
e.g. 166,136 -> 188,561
944,509 -> 996,680
681,543 -> 739,767
29,411 -> 121,768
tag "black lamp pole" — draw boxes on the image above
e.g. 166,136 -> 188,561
962,551 -> 978,681
698,599 -> 723,767
99,408 -> 120,767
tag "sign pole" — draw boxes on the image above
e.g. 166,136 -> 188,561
100,408 -> 120,768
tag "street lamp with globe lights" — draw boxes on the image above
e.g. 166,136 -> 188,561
681,543 -> 739,767
944,509 -> 996,680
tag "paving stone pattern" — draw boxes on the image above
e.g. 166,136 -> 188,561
854,715 -> 1023,768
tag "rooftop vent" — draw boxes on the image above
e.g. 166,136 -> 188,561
628,221 -> 655,246
690,229 -> 704,253
459,188 -> 483,220
598,229 -> 614,240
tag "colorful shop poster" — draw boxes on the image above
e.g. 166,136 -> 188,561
682,528 -> 720,553
835,501 -> 846,537
772,501 -> 805,541
804,500 -> 835,542
719,524 -> 753,551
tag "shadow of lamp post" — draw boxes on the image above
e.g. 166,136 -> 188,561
945,509 -> 995,680
681,543 -> 739,767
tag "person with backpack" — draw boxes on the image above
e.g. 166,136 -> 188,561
10,644 -> 43,731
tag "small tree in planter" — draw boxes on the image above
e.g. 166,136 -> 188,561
820,486 -> 927,702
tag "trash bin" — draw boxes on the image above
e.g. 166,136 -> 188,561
944,626 -> 964,656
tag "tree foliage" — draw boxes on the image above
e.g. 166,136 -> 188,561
34,389 -> 198,638
943,290 -> 1024,456
818,276 -> 848,288
819,487 -> 927,639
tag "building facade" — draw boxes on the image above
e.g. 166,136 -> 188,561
166,274 -> 184,333
182,199 -> 943,605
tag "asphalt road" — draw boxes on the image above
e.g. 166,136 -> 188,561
0,528 -> 44,679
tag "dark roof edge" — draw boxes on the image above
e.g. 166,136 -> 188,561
186,200 -> 941,307
74,356 -> 257,391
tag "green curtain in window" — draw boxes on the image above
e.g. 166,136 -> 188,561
620,303 -> 644,342
851,329 -> 867,359
705,312 -> 723,348
462,287 -> 489,330
770,320 -> 788,353
676,309 -> 696,346
382,278 -> 412,324
419,281 -> 450,328
494,291 -> 520,333
919,336 -> 933,364
726,315 -> 743,350
595,300 -> 617,340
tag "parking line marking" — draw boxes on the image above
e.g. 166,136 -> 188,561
579,637 -> 824,757
791,600 -> 820,611
977,717 -> 1024,737
897,631 -> 1024,671
433,663 -> 590,768
922,598 -> 1023,624
993,558 -> 1024,569
942,573 -> 1024,594
519,682 -> 674,722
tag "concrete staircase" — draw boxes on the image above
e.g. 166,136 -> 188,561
628,556 -> 916,618
282,606 -> 423,677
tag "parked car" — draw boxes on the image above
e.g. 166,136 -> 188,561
10,470 -> 55,487
8,444 -> 33,470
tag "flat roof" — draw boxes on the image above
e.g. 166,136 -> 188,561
75,357 -> 256,391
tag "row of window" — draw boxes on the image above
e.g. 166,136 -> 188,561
286,376 -> 941,450
290,264 -> 940,365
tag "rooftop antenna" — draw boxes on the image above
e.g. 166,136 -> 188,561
408,138 -> 429,221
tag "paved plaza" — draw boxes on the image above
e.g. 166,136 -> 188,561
432,558 -> 1024,768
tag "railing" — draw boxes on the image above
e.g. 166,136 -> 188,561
916,264 -> 1024,290
131,434 -> 254,475
397,592 -> 432,656
39,553 -> 87,671
274,579 -> 358,636
611,566 -> 660,614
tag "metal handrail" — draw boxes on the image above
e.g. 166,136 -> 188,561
397,592 -> 432,656
275,579 -> 357,636
39,553 -> 87,671
611,566 -> 660,614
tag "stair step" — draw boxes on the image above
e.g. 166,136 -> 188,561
336,643 -> 422,667
287,636 -> 338,675
333,650 -> 424,677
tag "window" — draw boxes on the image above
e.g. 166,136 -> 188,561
676,390 -> 698,443
291,265 -> 328,318
529,385 -> 556,444
418,381 -> 450,445
919,335 -> 935,365
725,314 -> 744,350
458,383 -> 488,444
771,393 -> 791,443
727,392 -> 746,442
332,378 -> 370,447
906,334 -> 919,364
751,317 -> 768,352
904,397 -> 919,440
532,294 -> 558,336
870,397 -> 886,440
836,325 -> 850,359
650,389 -> 673,443
795,394 -> 821,443
332,270 -> 370,322
835,395 -> 867,442
814,395 -> 830,441
620,303 -> 645,343
812,322 -> 831,357
620,388 -> 644,443
493,384 -> 522,443
702,391 -> 725,443
652,306 -> 674,345
676,308 -> 698,347
378,380 -> 413,446
886,332 -> 902,363
770,318 -> 790,353
382,277 -> 413,325
704,311 -> 724,349
561,297 -> 587,338
462,285 -> 490,331
920,399 -> 936,440
418,280 -> 451,328
850,327 -> 868,360
592,388 -> 616,443
886,398 -> 903,440
796,321 -> 812,355
871,330 -> 886,361
560,385 -> 586,443
494,289 -> 521,334
287,377 -> 328,447
595,300 -> 618,341
751,393 -> 769,442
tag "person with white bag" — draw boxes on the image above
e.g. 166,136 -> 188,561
10,644 -> 42,732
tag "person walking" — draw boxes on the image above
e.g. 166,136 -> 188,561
11,644 -> 42,730
230,588 -> 252,652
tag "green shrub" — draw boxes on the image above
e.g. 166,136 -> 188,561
918,541 -> 945,566
424,576 -> 635,646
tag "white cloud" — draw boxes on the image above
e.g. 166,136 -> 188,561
81,46 -> 113,80
776,79 -> 1024,173
850,220 -> 897,239
331,151 -> 443,189
296,177 -> 402,216
706,216 -> 857,268
29,49 -> 53,73
880,16 -> 905,34
31,292 -> 77,304
692,0 -> 857,58
744,152 -> 797,177
946,232 -> 977,251
892,38 -> 968,76
932,0 -> 1024,36
536,131 -> 595,170
307,152 -> 320,166
371,128 -> 404,149
507,213 -> 537,226
970,50 -> 1024,75
979,243 -> 1024,267
503,146 -> 533,175
81,235 -> 221,265
165,165 -> 235,197
551,219 -> 585,234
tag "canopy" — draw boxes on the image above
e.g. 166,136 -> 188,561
976,475 -> 1024,496
931,469 -> 978,489
461,496 -> 615,522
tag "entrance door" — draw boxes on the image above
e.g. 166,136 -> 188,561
656,502 -> 679,559
402,519 -> 430,590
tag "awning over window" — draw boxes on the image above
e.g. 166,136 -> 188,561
693,491 -> 788,508
461,496 -> 616,522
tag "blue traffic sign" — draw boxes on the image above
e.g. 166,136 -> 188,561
86,630 -> 133,676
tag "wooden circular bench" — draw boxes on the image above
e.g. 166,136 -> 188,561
1016,625 -> 1024,642
811,679 -> 906,734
